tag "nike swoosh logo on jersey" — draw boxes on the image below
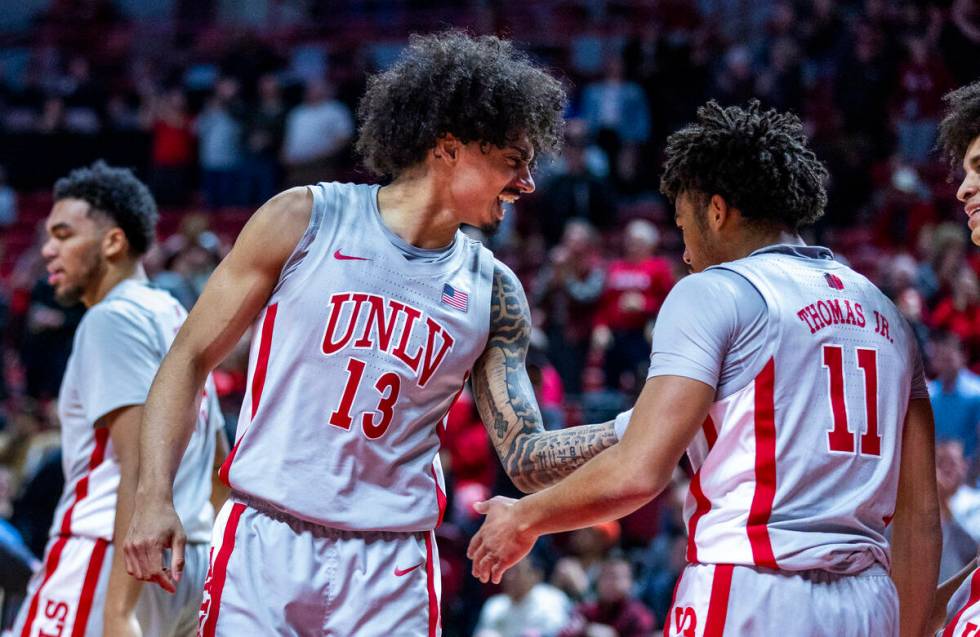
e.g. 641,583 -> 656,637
334,249 -> 370,261
394,562 -> 424,577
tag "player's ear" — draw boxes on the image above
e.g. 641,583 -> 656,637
102,226 -> 130,260
432,134 -> 460,164
707,194 -> 730,231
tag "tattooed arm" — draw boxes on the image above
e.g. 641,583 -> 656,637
471,260 -> 619,493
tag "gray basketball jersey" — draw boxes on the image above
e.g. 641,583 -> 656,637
682,252 -> 919,573
220,182 -> 494,532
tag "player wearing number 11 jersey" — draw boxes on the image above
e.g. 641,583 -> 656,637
468,101 -> 940,637
123,31 -> 622,637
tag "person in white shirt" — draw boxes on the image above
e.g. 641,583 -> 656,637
475,554 -> 572,637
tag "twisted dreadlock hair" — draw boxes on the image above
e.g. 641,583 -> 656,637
938,80 -> 980,172
355,30 -> 567,179
660,100 -> 828,231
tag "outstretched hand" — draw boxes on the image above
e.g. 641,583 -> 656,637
466,496 -> 538,585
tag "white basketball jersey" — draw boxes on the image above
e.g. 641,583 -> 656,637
683,253 -> 916,574
220,182 -> 494,532
52,280 -> 220,543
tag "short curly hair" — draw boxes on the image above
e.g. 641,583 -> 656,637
355,30 -> 567,178
938,80 -> 980,171
54,161 -> 158,255
660,100 -> 828,230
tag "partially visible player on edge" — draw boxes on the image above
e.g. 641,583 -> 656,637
12,162 -> 223,637
123,31 -> 622,636
467,101 -> 941,637
931,79 -> 980,636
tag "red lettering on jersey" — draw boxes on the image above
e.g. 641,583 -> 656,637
322,293 -> 370,354
805,303 -> 824,331
353,296 -> 403,350
816,300 -> 833,325
796,308 -> 818,334
417,317 -> 456,388
964,622 -> 980,637
827,298 -> 844,324
843,299 -> 857,325
392,306 -> 425,371
854,302 -> 866,327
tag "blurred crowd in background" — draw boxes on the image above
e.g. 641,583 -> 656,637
0,0 -> 978,635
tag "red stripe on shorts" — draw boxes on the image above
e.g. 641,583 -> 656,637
424,531 -> 439,637
704,564 -> 734,637
71,538 -> 109,637
59,426 -> 110,535
747,359 -> 779,569
662,568 -> 686,637
20,536 -> 70,637
687,416 -> 718,563
219,304 -> 277,486
200,503 -> 247,637
943,568 -> 980,637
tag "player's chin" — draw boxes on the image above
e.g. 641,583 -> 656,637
479,219 -> 502,236
53,282 -> 83,307
972,226 -> 980,248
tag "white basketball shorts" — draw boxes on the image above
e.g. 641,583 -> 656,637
664,562 -> 898,637
12,534 -> 207,637
940,568 -> 980,637
197,497 -> 441,637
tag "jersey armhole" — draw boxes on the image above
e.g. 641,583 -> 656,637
271,183 -> 328,296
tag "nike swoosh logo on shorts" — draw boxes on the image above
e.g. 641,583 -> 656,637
334,249 -> 370,261
394,562 -> 424,577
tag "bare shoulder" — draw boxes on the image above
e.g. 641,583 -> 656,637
231,187 -> 313,270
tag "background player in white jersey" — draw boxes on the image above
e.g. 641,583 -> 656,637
123,31 -> 621,636
468,101 -> 941,637
12,162 -> 223,637
930,80 -> 980,636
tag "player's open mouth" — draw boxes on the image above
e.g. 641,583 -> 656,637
498,190 -> 520,204
968,204 -> 980,229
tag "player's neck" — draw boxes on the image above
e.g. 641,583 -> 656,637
377,177 -> 459,250
727,227 -> 804,261
84,261 -> 146,307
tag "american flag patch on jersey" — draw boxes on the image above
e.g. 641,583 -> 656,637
824,273 -> 845,290
441,283 -> 468,312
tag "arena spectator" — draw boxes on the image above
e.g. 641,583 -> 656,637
474,553 -> 572,637
936,440 -> 979,581
592,219 -> 674,392
147,87 -> 196,207
242,73 -> 286,205
559,555 -> 657,637
281,77 -> 353,186
928,332 -> 980,458
196,77 -> 245,209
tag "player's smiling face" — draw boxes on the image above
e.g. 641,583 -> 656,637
957,135 -> 980,247
449,133 -> 536,235
41,198 -> 108,306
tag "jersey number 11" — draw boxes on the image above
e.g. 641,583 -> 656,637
821,344 -> 880,457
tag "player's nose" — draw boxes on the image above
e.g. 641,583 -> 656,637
515,166 -> 535,194
957,173 -> 978,204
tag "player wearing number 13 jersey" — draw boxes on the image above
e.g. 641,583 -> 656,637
123,31 -> 624,637
468,101 -> 941,637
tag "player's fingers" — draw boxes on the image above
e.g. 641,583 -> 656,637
473,499 -> 490,514
491,561 -> 505,585
466,532 -> 483,560
152,570 -> 177,594
172,533 -> 186,583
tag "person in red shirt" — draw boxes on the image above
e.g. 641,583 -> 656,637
592,219 -> 675,391
559,555 -> 657,637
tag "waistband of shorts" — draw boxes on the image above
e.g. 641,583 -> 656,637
695,562 -> 890,581
229,491 -> 429,540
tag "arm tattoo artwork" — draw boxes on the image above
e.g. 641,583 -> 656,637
471,262 -> 619,493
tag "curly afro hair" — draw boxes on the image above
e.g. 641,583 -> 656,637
938,80 -> 980,171
355,30 -> 567,178
660,100 -> 828,231
54,160 -> 158,255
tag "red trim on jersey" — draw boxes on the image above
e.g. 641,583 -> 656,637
59,426 -> 110,536
432,465 -> 447,528
747,358 -> 779,569
219,304 -> 278,486
71,538 -> 109,637
20,536 -> 70,637
662,569 -> 686,637
201,502 -> 247,637
687,416 -> 718,563
943,568 -> 980,637
430,372 -> 469,528
703,564 -> 734,637
424,531 -> 439,637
